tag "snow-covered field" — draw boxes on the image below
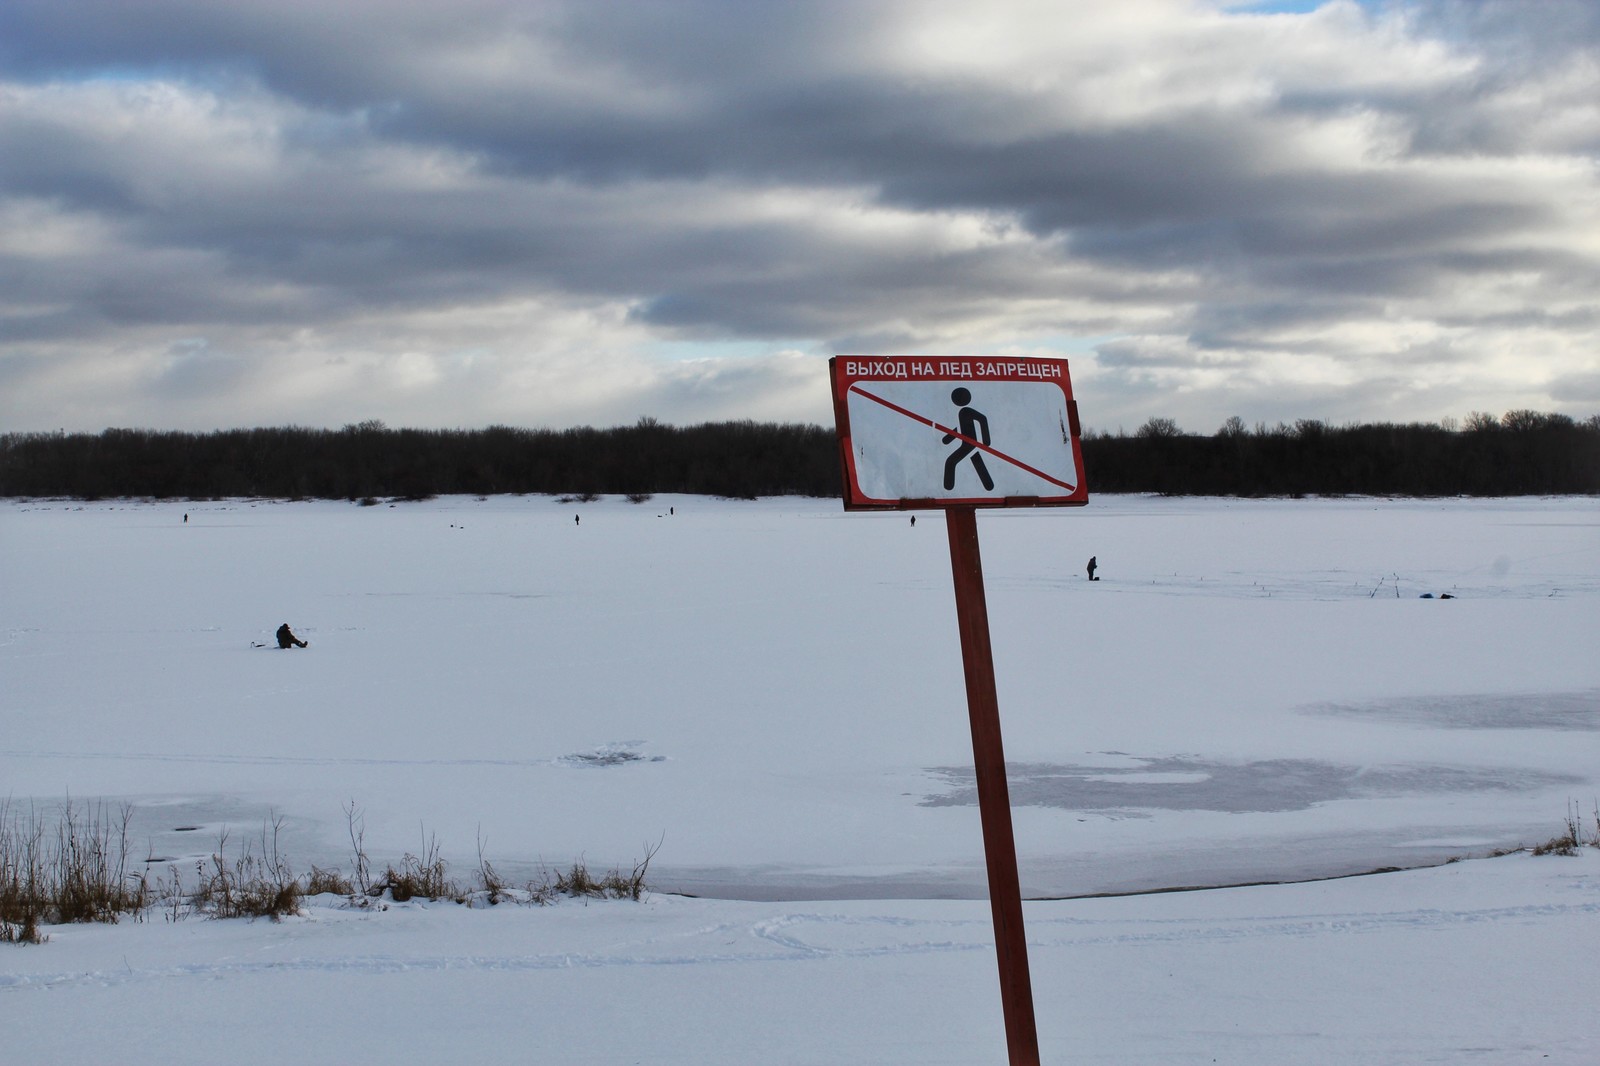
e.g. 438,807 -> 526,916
3,493 -> 1597,1063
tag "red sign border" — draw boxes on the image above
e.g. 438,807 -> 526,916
829,355 -> 1089,511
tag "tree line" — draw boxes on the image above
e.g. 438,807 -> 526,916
0,419 -> 836,501
1085,411 -> 1600,497
1,410 -> 1596,500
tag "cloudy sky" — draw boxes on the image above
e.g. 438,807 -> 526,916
1,0 -> 1596,435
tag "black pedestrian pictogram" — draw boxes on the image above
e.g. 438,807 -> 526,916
942,388 -> 994,491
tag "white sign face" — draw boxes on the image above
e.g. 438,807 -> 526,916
829,356 -> 1087,509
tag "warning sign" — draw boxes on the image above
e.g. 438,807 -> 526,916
829,356 -> 1088,510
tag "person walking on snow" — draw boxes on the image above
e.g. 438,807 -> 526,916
276,623 -> 308,649
1086,556 -> 1098,581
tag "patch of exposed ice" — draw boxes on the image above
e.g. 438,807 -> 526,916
560,742 -> 666,768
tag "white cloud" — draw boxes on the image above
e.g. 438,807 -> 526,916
0,0 -> 1596,434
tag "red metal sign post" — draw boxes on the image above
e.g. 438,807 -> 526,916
947,505 -> 1041,1066
828,356 -> 1086,1066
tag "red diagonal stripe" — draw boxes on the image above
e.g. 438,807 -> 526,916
848,384 -> 1076,491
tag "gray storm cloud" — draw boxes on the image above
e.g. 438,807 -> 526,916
0,0 -> 1596,433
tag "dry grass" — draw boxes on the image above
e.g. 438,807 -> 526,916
305,866 -> 355,896
5,799 -> 657,944
1530,800 -> 1599,857
373,831 -> 459,903
529,839 -> 660,905
187,820 -> 303,921
1,800 -> 148,943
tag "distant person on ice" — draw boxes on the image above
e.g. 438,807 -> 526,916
276,623 -> 308,649
1086,556 -> 1098,581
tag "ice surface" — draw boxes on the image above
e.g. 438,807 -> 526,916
3,494 -> 1597,1063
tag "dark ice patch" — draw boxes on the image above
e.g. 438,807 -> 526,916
1304,690 -> 1600,731
112,798 -> 314,871
921,755 -> 1581,815
560,742 -> 666,768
